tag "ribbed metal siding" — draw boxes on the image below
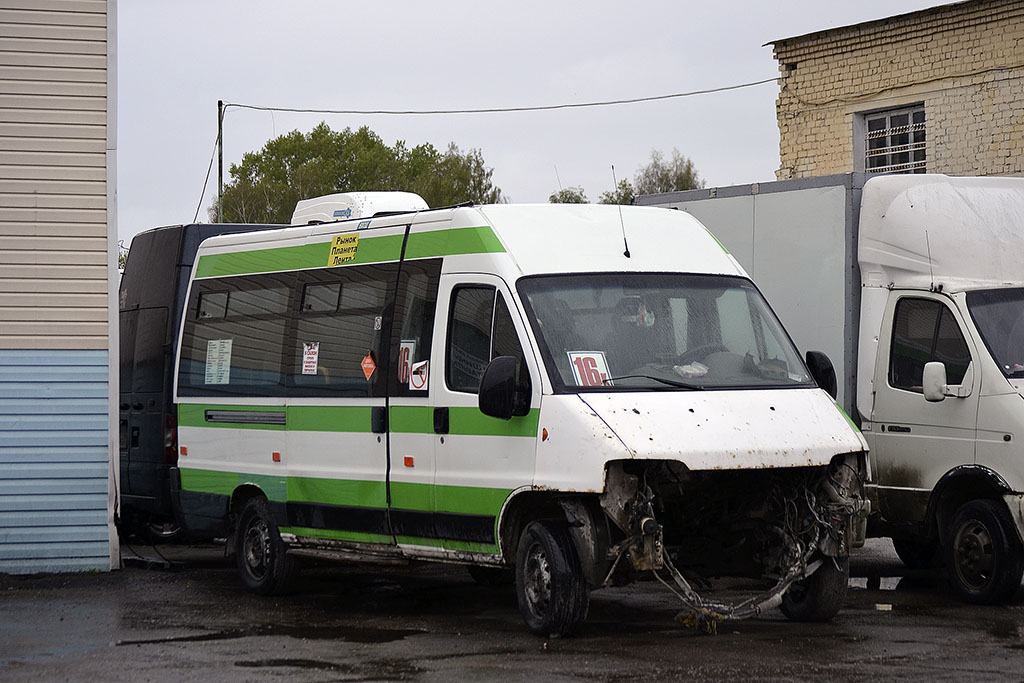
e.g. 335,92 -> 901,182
0,0 -> 109,351
0,349 -> 109,572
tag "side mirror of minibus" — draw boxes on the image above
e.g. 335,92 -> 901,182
922,361 -> 947,402
479,356 -> 531,420
805,351 -> 837,400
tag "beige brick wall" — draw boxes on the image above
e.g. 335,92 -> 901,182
773,0 -> 1024,179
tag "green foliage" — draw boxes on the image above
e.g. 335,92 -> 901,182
118,240 -> 128,272
598,179 -> 635,205
548,186 -> 589,204
216,123 -> 503,223
633,148 -> 704,196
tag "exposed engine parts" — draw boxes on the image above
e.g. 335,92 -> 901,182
592,456 -> 866,633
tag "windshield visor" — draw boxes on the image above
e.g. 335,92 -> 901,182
518,273 -> 812,392
967,287 -> 1024,378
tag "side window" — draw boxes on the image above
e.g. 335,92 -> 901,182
390,259 -> 442,397
446,287 -> 528,394
890,298 -> 971,392
178,274 -> 292,397
290,264 -> 396,397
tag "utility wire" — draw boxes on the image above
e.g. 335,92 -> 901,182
223,77 -> 779,117
193,127 -> 221,223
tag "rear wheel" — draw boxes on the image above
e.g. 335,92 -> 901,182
235,497 -> 298,595
892,536 -> 941,569
780,556 -> 849,622
515,521 -> 589,637
945,499 -> 1023,604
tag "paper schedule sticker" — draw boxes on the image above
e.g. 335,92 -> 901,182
205,339 -> 232,385
409,360 -> 429,391
567,351 -> 612,387
302,342 -> 320,375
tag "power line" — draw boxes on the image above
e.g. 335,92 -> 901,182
222,77 -> 779,117
193,128 -> 220,223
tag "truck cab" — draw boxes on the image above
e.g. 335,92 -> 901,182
857,175 -> 1024,602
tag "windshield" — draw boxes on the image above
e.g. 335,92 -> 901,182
518,273 -> 812,392
967,287 -> 1024,377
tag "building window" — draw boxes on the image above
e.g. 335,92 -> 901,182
864,105 -> 926,174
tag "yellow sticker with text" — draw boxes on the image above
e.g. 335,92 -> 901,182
328,233 -> 359,266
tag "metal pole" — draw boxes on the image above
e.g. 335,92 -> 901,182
217,100 -> 224,223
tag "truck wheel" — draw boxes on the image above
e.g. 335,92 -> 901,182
780,556 -> 849,622
892,537 -> 941,569
945,499 -> 1023,604
515,521 -> 590,637
467,564 -> 515,586
235,497 -> 298,595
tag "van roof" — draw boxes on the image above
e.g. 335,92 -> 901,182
859,174 -> 1024,292
192,204 -> 744,281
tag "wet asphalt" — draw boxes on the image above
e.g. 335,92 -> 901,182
3,538 -> 1024,682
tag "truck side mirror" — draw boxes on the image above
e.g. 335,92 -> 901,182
479,356 -> 531,420
922,361 -> 947,402
805,351 -> 837,399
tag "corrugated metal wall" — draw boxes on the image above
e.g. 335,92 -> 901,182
0,350 -> 110,571
0,1 -> 116,573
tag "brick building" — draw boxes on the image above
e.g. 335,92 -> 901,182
771,0 -> 1024,179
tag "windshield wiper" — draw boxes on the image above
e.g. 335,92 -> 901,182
602,375 -> 705,390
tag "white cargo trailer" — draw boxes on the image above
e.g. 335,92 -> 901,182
639,173 -> 1024,604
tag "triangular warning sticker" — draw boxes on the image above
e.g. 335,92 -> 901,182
361,352 -> 376,381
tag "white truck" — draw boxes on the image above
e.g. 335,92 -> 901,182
639,173 -> 1024,603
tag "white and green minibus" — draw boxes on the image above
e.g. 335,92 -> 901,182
171,195 -> 868,636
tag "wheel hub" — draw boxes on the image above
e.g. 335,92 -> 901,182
954,520 -> 994,589
523,542 -> 552,619
243,519 -> 271,580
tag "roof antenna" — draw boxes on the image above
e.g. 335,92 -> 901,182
925,229 -> 937,292
612,164 -> 630,258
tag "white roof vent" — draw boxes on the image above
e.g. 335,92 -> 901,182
291,191 -> 429,225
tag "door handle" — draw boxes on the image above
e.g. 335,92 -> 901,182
371,406 -> 388,434
433,407 -> 449,434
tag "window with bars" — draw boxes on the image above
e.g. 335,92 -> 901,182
865,106 -> 926,174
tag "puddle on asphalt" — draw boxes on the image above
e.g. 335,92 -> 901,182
117,623 -> 424,647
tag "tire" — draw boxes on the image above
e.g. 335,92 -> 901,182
235,497 -> 298,596
467,564 -> 515,586
892,536 -> 941,569
515,521 -> 590,637
780,556 -> 849,622
944,499 -> 1024,604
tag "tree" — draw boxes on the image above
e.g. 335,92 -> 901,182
548,186 -> 588,204
598,179 -> 635,205
633,148 -> 704,196
216,123 -> 503,223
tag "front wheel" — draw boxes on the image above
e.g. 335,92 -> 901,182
515,521 -> 590,637
945,499 -> 1023,604
235,497 -> 298,595
780,556 -> 849,622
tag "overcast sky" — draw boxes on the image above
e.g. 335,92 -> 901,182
116,0 -> 946,244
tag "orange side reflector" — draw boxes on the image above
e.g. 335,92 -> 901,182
272,452 -> 281,462
180,446 -> 188,456
542,428 -> 549,441
404,456 -> 415,467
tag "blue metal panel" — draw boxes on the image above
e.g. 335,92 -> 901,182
0,349 -> 110,574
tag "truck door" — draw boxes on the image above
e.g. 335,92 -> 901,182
870,293 -> 979,523
430,275 -> 540,555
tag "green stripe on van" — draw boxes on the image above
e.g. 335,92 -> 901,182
193,226 -> 504,279
180,468 -> 512,518
180,403 -> 538,437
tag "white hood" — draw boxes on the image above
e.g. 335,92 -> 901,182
580,388 -> 866,471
